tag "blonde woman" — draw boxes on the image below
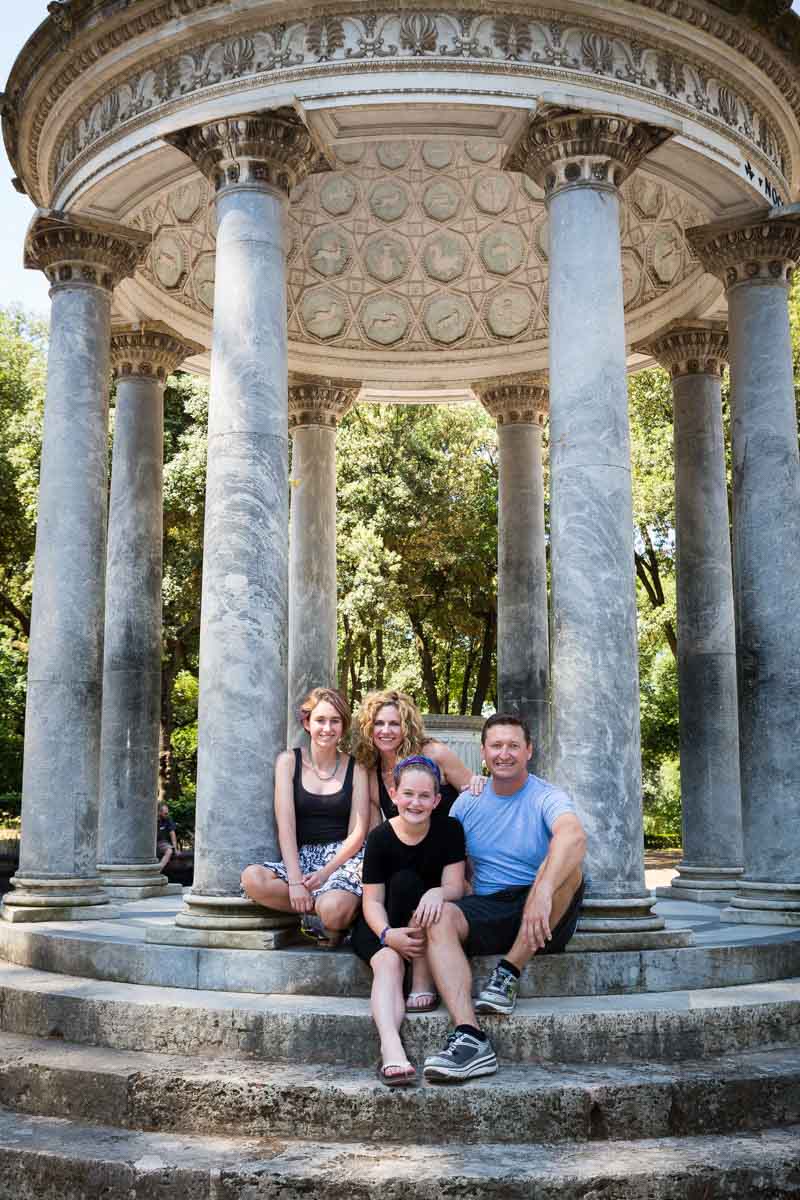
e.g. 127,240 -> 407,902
241,687 -> 369,948
354,690 -> 486,827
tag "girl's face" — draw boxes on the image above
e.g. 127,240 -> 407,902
392,769 -> 440,825
372,704 -> 404,755
305,700 -> 344,747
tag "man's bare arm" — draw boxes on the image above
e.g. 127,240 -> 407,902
522,813 -> 587,951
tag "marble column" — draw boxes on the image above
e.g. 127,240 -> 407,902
646,323 -> 743,902
2,210 -> 148,923
688,208 -> 800,925
475,376 -> 550,773
152,110 -> 318,946
97,324 -> 202,901
287,376 -> 357,747
510,111 -> 689,944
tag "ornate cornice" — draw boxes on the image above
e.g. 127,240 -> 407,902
165,108 -> 319,194
644,320 -> 728,377
23,209 -> 150,291
474,374 -> 549,425
687,206 -> 800,287
288,374 -> 359,427
110,322 -> 204,381
4,5 -> 794,207
506,108 -> 672,196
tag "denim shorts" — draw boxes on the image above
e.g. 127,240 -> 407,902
454,877 -> 584,958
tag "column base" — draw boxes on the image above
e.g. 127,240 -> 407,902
98,862 -> 184,900
576,891 -> 693,948
1,876 -> 118,923
157,893 -> 298,948
656,863 -> 744,904
722,879 -> 800,926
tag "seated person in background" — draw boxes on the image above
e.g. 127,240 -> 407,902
241,687 -> 370,948
422,713 -> 586,1084
157,803 -> 178,871
350,755 -> 466,1087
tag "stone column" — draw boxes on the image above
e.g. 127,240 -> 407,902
475,376 -> 550,773
646,323 -> 743,902
2,210 -> 148,923
510,111 -> 689,945
150,110 -> 318,947
688,208 -> 800,925
287,376 -> 357,747
97,324 -> 202,901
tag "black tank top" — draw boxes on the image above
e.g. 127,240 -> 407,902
293,748 -> 355,846
377,769 -> 459,822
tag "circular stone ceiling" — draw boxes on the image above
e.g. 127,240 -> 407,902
125,137 -> 713,383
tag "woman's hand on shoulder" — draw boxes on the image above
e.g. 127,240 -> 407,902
469,773 -> 487,795
423,739 -> 476,793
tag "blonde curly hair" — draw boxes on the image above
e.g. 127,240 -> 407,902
352,689 -> 427,769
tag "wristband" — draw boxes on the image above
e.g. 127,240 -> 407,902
379,925 -> 391,946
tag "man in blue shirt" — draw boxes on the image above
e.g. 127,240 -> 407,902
423,713 -> 586,1083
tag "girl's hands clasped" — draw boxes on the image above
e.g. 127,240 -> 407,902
288,880 -> 314,913
385,926 -> 427,959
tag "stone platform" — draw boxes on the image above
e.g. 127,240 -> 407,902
0,893 -> 798,999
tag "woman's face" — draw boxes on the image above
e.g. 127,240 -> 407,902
372,704 -> 404,756
306,700 -> 344,747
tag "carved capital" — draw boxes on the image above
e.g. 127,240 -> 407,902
686,208 -> 800,289
24,209 -> 149,292
288,375 -> 359,429
505,109 -> 672,200
166,108 -> 320,196
474,375 -> 549,426
644,321 -> 729,379
110,322 -> 205,383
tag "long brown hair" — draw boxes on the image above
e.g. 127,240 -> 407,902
352,689 -> 426,769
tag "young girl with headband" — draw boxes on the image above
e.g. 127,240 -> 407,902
350,754 -> 466,1086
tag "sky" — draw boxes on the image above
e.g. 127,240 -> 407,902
2,2 -> 800,316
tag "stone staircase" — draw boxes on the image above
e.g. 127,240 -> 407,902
0,958 -> 798,1197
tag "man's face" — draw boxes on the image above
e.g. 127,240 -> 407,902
482,724 -> 531,784
159,806 -> 169,819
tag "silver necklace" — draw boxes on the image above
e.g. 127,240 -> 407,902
305,751 -> 340,782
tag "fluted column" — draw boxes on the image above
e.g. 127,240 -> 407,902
287,376 -> 357,747
153,109 -> 319,945
97,324 -> 202,900
2,210 -> 148,923
646,322 -> 743,902
510,111 -> 689,945
475,376 -> 550,772
688,209 -> 800,926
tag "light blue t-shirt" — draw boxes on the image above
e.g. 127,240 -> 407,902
451,773 -> 575,896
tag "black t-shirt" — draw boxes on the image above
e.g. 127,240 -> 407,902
158,816 -> 176,839
363,817 -> 465,891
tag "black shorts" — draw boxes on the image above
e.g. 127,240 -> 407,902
454,877 -> 584,958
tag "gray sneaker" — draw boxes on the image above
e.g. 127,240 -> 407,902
423,1031 -> 497,1083
475,963 -> 519,1014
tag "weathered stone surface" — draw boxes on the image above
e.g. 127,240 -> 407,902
0,1110 -> 799,1199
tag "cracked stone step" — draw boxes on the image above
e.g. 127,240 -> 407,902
1,963 -> 799,1066
0,1109 -> 798,1199
0,1031 -> 798,1144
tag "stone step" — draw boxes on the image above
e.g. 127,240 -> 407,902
3,905 -> 800,996
0,1108 -> 798,1199
1,962 -> 799,1067
0,1030 -> 798,1145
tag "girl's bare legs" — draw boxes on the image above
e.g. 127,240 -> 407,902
371,946 -> 413,1074
240,864 -> 294,912
315,888 -> 360,931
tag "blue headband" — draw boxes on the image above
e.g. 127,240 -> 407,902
392,754 -> 441,787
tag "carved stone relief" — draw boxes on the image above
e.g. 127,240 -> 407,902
128,138 -> 708,355
170,181 -> 205,223
422,142 -> 453,170
50,8 -> 791,200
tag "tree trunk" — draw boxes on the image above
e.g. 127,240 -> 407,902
471,608 -> 496,716
159,643 -> 182,805
339,616 -> 354,702
459,637 -> 477,716
410,613 -> 441,713
375,627 -> 385,689
635,526 -> 677,658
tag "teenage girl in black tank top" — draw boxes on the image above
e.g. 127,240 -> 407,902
240,687 -> 370,948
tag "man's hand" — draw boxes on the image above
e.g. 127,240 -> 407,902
386,926 -> 427,959
521,884 -> 553,952
412,887 -> 444,927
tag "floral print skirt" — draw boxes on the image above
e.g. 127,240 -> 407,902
264,840 -> 364,898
